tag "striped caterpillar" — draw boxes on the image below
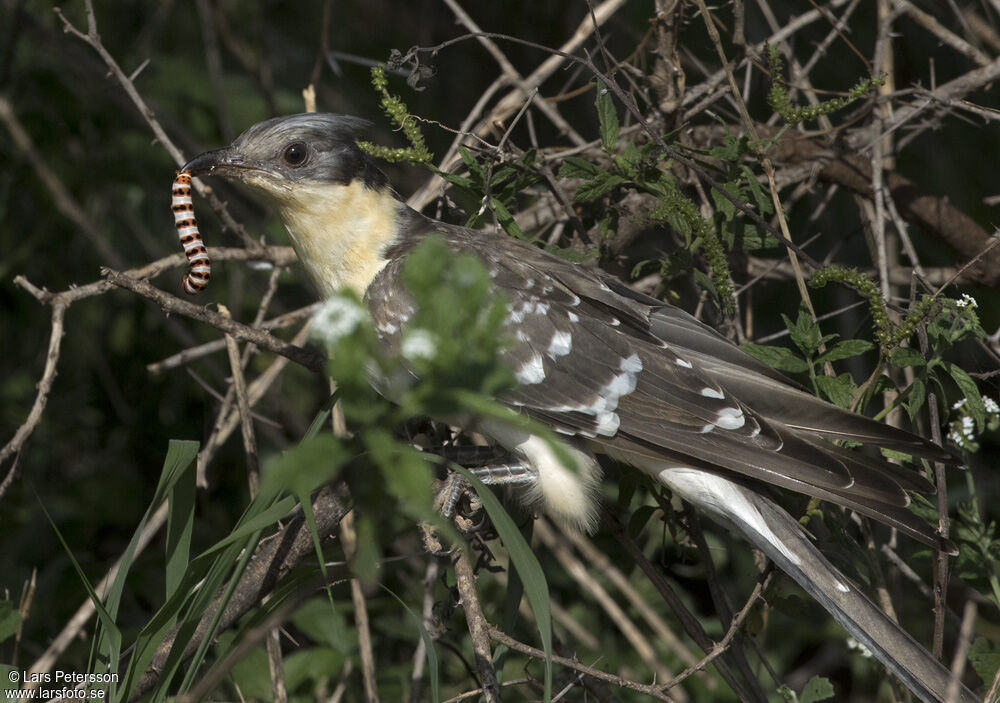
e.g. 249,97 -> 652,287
171,171 -> 211,295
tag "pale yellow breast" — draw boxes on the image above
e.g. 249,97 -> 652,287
256,178 -> 401,298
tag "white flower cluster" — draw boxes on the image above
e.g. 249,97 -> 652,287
948,415 -> 976,448
846,637 -> 873,659
956,293 -> 978,308
311,296 -> 367,344
401,328 -> 438,360
947,395 -> 1000,450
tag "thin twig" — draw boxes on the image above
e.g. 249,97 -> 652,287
452,549 -> 500,703
945,601 -> 977,703
53,0 -> 258,250
535,519 -> 676,682
487,626 -> 677,701
341,512 -> 380,703
101,268 -> 324,373
0,302 -> 66,500
147,303 -> 318,375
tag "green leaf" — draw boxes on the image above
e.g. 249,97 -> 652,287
457,145 -> 485,181
558,156 -> 603,179
741,165 -> 773,215
710,181 -> 738,221
491,197 -> 524,239
816,339 -> 874,364
881,447 -> 915,462
457,467 -> 552,702
785,305 -> 823,356
574,172 -> 625,202
595,80 -> 620,152
890,347 -> 926,369
800,675 -> 835,703
945,362 -> 987,429
380,584 -> 440,703
906,377 -> 926,421
229,643 -> 272,700
0,601 -> 21,644
284,647 -> 345,693
259,434 -> 348,500
165,447 -> 197,601
741,343 -> 810,373
969,637 -> 1000,686
291,598 -> 349,651
816,373 -> 858,409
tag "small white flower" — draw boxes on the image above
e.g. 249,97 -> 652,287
311,296 -> 367,343
401,328 -> 438,360
984,396 -> 1000,414
952,398 -> 967,410
962,416 -> 975,438
846,637 -> 873,659
948,427 -> 965,448
956,293 -> 978,308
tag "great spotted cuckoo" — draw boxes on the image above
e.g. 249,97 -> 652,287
182,113 -> 978,703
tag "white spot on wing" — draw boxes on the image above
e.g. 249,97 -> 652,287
701,387 -> 725,399
567,311 -> 579,322
714,407 -> 746,430
547,330 -> 572,357
515,353 -> 546,385
675,357 -> 693,368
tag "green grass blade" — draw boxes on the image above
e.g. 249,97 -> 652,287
381,583 -> 440,703
454,466 -> 552,702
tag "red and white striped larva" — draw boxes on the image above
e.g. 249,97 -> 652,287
171,171 -> 211,295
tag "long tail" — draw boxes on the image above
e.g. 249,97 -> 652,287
656,467 -> 980,703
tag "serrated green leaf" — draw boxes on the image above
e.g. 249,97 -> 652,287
906,378 -> 926,421
890,347 -> 926,369
816,373 -> 857,409
817,339 -> 874,363
491,198 -> 525,239
558,156 -> 603,179
741,165 -> 773,215
574,172 -> 625,202
595,80 -> 620,152
945,362 -> 987,429
741,343 -> 810,373
457,145 -> 485,180
711,182 -> 737,221
800,675 -> 835,703
785,306 -> 822,356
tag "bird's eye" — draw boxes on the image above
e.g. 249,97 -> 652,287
282,142 -> 308,167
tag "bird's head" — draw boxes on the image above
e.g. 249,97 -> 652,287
182,113 -> 388,202
182,113 -> 413,297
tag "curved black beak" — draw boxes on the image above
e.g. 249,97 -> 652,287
181,147 -> 243,177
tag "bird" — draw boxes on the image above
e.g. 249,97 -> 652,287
181,113 -> 979,703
